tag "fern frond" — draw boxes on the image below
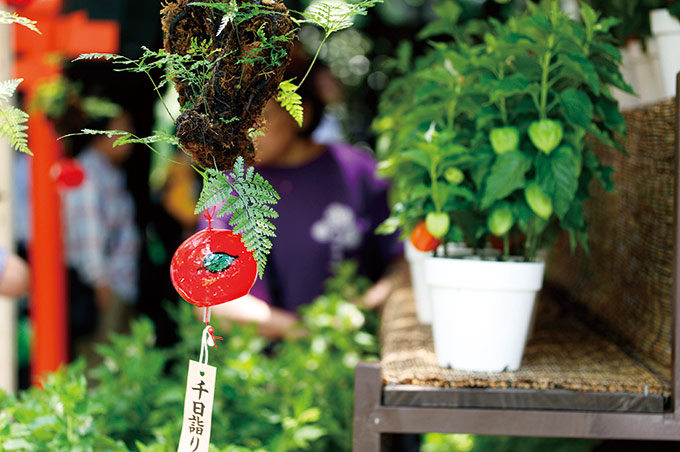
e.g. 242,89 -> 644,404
0,79 -> 22,103
190,1 -> 281,26
302,0 -> 382,34
277,80 -> 304,127
0,104 -> 30,154
195,168 -> 234,216
195,156 -> 279,277
0,11 -> 40,34
72,53 -> 125,62
64,129 -> 180,147
217,15 -> 230,36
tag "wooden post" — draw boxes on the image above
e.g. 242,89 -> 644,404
0,14 -> 17,394
353,362 -> 382,452
10,0 -> 120,384
29,111 -> 68,383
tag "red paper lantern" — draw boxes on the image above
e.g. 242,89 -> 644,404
170,228 -> 257,307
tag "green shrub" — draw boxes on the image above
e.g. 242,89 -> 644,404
0,262 -> 377,452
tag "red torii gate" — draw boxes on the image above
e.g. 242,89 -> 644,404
9,0 -> 119,384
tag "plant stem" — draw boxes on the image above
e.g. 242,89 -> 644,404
498,63 -> 508,125
524,217 -> 540,262
429,157 -> 441,213
142,142 -> 187,166
293,32 -> 329,94
539,49 -> 552,120
503,233 -> 510,261
144,70 -> 176,123
524,217 -> 534,262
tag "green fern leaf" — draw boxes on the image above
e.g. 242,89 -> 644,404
63,128 -> 180,147
0,104 -> 30,154
302,0 -> 382,34
277,80 -> 304,127
195,156 -> 279,277
0,79 -> 22,103
72,53 -> 124,62
0,11 -> 41,34
194,168 -> 233,215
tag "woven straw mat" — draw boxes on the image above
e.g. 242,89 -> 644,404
381,287 -> 670,395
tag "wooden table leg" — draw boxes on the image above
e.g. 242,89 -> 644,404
353,362 -> 382,452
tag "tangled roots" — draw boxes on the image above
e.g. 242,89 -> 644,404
161,0 -> 295,171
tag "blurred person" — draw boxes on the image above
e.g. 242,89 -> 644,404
137,151 -> 200,349
62,111 -> 140,357
0,248 -> 29,298
205,52 -> 406,339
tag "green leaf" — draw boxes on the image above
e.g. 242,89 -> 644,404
550,146 -> 580,219
0,80 -> 31,154
579,2 -> 598,31
441,184 -> 475,202
0,104 -> 30,155
72,52 -> 125,62
292,425 -> 325,445
196,157 -> 280,277
400,149 -> 430,169
489,74 -> 530,103
202,252 -> 237,273
0,78 -> 22,102
0,11 -> 40,34
562,198 -> 589,253
560,89 -> 593,128
416,0 -> 461,39
63,128 -> 179,148
481,151 -> 532,209
591,41 -> 622,64
302,0 -> 382,34
277,80 -> 304,127
557,53 -> 600,95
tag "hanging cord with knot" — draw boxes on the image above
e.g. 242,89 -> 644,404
199,307 -> 223,367
203,206 -> 217,230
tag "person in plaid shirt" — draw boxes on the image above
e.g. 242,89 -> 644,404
62,112 -> 140,355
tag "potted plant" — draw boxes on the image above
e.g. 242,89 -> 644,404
584,0 -> 680,104
375,0 -> 630,371
650,2 -> 680,97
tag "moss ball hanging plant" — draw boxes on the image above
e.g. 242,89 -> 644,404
68,0 -> 382,277
161,0 -> 296,171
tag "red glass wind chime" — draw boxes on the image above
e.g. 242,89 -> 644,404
170,207 -> 257,452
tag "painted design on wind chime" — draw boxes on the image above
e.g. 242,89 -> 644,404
171,208 -> 258,452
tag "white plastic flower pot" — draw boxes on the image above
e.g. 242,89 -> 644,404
405,242 -> 476,324
425,256 -> 545,372
651,8 -> 680,99
405,240 -> 433,324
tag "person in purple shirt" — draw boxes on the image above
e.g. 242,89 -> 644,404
206,58 -> 405,339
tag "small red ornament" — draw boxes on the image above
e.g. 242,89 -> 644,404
51,159 -> 85,189
170,222 -> 258,307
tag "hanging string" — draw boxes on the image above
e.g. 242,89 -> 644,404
203,206 -> 217,230
198,307 -> 224,367
199,325 -> 212,367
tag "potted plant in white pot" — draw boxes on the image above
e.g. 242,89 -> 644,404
373,14 -> 478,324
584,0 -> 680,104
649,2 -> 680,97
376,0 -> 631,372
